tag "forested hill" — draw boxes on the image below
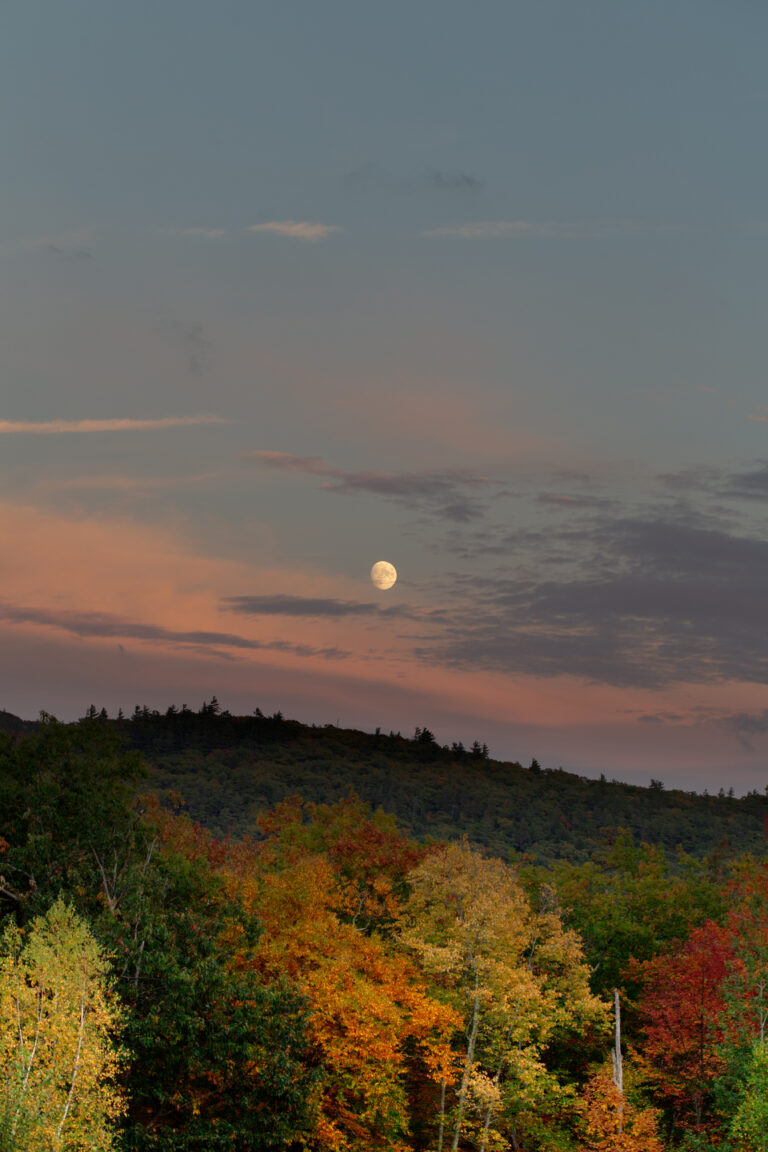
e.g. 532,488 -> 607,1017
0,708 -> 37,735
4,703 -> 765,861
46,702 -> 767,863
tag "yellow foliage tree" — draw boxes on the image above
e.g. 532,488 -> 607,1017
400,841 -> 606,1151
0,898 -> 125,1152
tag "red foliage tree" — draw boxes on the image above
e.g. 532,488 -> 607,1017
633,920 -> 733,1131
722,858 -> 768,1046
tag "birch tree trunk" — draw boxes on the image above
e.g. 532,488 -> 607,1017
611,987 -> 624,1133
451,967 -> 481,1152
437,1078 -> 447,1152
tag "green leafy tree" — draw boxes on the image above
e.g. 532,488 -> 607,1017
730,1040 -> 768,1151
112,841 -> 315,1152
545,831 -> 724,998
0,719 -> 316,1151
0,715 -> 145,923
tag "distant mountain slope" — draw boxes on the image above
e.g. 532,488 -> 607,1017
112,705 -> 768,863
0,710 -> 38,736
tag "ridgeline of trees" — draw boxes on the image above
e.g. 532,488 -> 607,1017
83,700 -> 768,863
2,705 -> 768,1149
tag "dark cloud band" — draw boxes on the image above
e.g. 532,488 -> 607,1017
0,603 -> 349,661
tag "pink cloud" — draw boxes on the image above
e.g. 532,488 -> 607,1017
247,221 -> 340,241
325,383 -> 564,464
3,497 -> 768,787
0,498 -> 420,678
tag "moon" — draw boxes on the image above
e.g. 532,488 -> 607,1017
371,560 -> 397,590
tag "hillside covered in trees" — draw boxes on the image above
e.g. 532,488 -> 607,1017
2,707 -> 768,1150
5,703 -> 763,868
90,701 -> 768,863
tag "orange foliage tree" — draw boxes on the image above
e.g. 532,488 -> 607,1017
158,796 -> 461,1152
246,852 -> 459,1150
254,795 -> 430,930
578,1070 -> 664,1152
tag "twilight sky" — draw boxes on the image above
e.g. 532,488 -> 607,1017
3,1 -> 768,791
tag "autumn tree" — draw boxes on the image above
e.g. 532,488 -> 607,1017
147,795 -> 460,1152
708,859 -> 768,1149
633,920 -> 732,1134
0,898 -> 125,1152
400,841 -> 606,1151
578,1070 -> 663,1152
252,795 -> 431,930
722,858 -> 768,1045
202,801 -> 455,1152
224,844 -> 459,1152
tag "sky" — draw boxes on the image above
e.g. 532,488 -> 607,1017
3,1 -> 768,792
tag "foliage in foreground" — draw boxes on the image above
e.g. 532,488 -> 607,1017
1,713 -> 768,1149
0,898 -> 124,1152
0,719 -> 315,1151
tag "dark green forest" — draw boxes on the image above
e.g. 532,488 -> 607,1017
6,702 -> 761,866
107,702 -> 767,862
2,703 -> 768,1151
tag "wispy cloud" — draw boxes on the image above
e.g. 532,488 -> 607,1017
248,450 -> 496,521
658,460 -> 768,503
0,415 -> 229,435
424,219 -> 675,239
42,244 -> 93,262
158,223 -> 341,241
251,451 -> 329,474
722,708 -> 768,737
749,407 -> 768,423
223,594 -> 416,619
0,602 -> 349,661
52,470 -> 233,493
247,221 -> 341,241
426,170 -> 484,191
158,227 -> 227,239
536,492 -> 609,508
421,514 -> 768,689
28,226 -> 101,256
